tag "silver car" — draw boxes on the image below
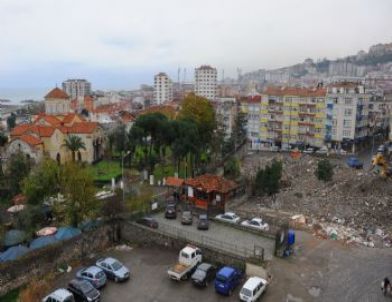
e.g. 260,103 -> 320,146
96,257 -> 130,282
76,266 -> 107,288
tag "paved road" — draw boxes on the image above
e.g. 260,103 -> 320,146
152,212 -> 275,260
55,247 -> 242,302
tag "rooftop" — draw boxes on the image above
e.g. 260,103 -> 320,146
184,174 -> 237,193
45,87 -> 69,99
264,86 -> 327,97
165,176 -> 185,187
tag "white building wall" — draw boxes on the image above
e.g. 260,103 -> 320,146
154,73 -> 173,104
195,66 -> 217,100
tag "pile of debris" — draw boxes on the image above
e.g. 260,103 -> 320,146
241,153 -> 392,248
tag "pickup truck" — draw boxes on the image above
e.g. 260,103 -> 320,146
168,245 -> 202,281
215,266 -> 243,296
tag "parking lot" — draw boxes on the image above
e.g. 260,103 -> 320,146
55,247 -> 244,302
151,212 -> 275,260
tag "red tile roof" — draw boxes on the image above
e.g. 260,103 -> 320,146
166,177 -> 185,187
11,124 -> 31,136
45,87 -> 69,99
240,95 -> 262,104
264,86 -> 326,97
20,134 -> 43,146
34,114 -> 61,126
68,122 -> 98,134
29,125 -> 56,137
184,174 -> 238,194
62,113 -> 84,124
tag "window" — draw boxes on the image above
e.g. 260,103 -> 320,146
344,108 -> 353,116
345,98 -> 353,105
343,130 -> 351,137
343,120 -> 351,128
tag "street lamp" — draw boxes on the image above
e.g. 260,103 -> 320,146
121,150 -> 131,203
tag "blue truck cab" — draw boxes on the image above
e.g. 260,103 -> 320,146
214,266 -> 243,296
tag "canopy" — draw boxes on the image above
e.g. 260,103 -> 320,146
55,227 -> 81,241
0,245 -> 30,262
36,227 -> 57,237
4,229 -> 26,247
30,235 -> 58,250
7,205 -> 25,213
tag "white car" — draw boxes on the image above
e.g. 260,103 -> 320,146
303,147 -> 315,154
239,276 -> 268,302
215,212 -> 241,224
42,289 -> 74,302
241,218 -> 269,231
316,146 -> 328,154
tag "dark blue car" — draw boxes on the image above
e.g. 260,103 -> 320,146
214,266 -> 243,296
346,156 -> 363,169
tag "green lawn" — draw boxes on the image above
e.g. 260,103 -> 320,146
0,288 -> 19,302
89,160 -> 122,182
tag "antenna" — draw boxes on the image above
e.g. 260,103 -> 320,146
222,69 -> 225,84
183,68 -> 186,83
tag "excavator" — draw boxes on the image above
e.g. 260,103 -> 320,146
371,150 -> 392,178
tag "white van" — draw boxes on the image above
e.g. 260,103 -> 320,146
42,289 -> 74,302
239,276 -> 268,301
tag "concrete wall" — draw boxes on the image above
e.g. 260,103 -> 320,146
0,226 -> 111,296
122,222 -> 248,270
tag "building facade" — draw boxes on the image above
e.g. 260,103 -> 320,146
325,83 -> 370,152
212,98 -> 237,138
62,79 -> 91,99
45,87 -> 71,115
260,87 -> 327,149
154,73 -> 173,104
194,65 -> 217,100
240,95 -> 262,148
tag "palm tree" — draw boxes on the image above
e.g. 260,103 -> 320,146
63,135 -> 86,162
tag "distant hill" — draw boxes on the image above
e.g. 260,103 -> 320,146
240,42 -> 392,84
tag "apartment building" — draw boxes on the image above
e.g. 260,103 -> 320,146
213,97 -> 237,138
240,95 -> 262,148
62,79 -> 91,99
325,83 -> 370,152
154,72 -> 173,104
259,86 -> 327,149
195,65 -> 217,100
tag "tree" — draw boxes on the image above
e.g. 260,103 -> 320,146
224,156 -> 240,179
101,195 -> 126,242
254,160 -> 282,197
59,162 -> 97,227
23,159 -> 60,205
110,124 -> 128,155
316,159 -> 334,181
0,131 -> 8,147
6,113 -> 16,130
4,151 -> 32,196
179,93 -> 216,146
232,111 -> 248,149
63,135 -> 86,162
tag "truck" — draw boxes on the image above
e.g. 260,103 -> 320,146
167,245 -> 202,281
214,266 -> 243,296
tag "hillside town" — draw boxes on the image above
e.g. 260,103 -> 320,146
1,0 -> 392,300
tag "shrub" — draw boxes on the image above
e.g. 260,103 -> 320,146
19,279 -> 50,302
254,160 -> 282,196
316,159 -> 334,181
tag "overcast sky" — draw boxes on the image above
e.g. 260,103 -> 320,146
1,0 -> 391,100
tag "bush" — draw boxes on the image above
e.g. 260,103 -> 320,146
316,159 -> 334,181
19,279 -> 50,302
254,160 -> 282,196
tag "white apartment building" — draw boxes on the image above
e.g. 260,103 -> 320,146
213,97 -> 237,138
325,83 -> 370,152
154,72 -> 173,104
62,79 -> 91,99
195,65 -> 217,100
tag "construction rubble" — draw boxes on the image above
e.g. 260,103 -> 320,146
240,152 -> 392,248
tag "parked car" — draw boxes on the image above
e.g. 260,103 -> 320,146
168,245 -> 202,281
76,266 -> 107,289
303,147 -> 315,154
67,279 -> 100,302
181,210 -> 193,225
214,266 -> 243,296
346,156 -> 363,169
136,216 -> 158,229
215,212 -> 241,224
241,218 -> 269,231
197,214 -> 209,230
316,146 -> 328,155
239,276 -> 268,302
42,289 -> 75,302
191,262 -> 216,287
165,204 -> 177,219
96,257 -> 130,282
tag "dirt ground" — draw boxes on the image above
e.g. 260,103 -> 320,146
239,152 -> 392,248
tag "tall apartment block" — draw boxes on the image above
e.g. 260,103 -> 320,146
154,72 -> 173,104
62,79 -> 91,99
194,65 -> 217,100
325,83 -> 370,152
260,87 -> 327,149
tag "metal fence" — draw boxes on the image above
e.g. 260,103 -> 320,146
155,222 -> 264,261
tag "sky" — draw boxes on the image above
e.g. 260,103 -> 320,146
0,0 -> 392,101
